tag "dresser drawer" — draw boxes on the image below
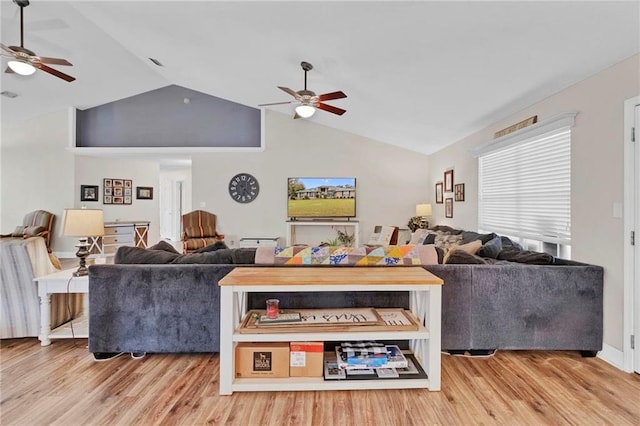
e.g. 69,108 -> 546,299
103,235 -> 134,246
239,237 -> 279,248
104,225 -> 134,236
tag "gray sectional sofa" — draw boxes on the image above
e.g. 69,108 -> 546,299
88,244 -> 603,357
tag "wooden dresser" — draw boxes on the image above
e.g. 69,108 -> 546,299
88,221 -> 150,255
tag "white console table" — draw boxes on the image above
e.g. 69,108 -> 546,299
218,266 -> 443,395
285,220 -> 359,246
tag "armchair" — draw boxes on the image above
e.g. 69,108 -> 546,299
1,210 -> 56,252
181,210 -> 224,253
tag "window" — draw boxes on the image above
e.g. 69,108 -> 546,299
475,113 -> 576,257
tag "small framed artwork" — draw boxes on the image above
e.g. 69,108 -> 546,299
444,170 -> 454,193
454,183 -> 465,202
104,178 -> 132,204
445,198 -> 453,218
136,186 -> 153,200
80,185 -> 99,202
435,182 -> 444,204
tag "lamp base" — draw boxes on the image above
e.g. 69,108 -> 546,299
74,239 -> 90,277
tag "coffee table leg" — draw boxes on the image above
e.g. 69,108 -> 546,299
39,293 -> 51,346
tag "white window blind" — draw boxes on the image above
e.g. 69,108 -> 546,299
478,123 -> 572,245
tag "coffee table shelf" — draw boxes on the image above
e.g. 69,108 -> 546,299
218,267 -> 443,395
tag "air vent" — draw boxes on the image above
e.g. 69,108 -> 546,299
149,58 -> 164,67
1,91 -> 18,98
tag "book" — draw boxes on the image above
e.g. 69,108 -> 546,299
323,361 -> 346,380
257,312 -> 302,324
376,368 -> 399,378
335,344 -> 408,369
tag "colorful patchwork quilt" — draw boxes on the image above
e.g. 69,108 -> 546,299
254,244 -> 440,266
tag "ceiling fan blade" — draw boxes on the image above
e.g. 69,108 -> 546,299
1,43 -> 17,55
317,103 -> 346,116
258,100 -> 293,107
5,66 -> 15,73
318,91 -> 347,102
36,63 -> 75,82
37,56 -> 72,66
293,113 -> 301,119
278,86 -> 300,99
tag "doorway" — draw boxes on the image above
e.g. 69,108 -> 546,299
159,166 -> 191,243
623,96 -> 639,374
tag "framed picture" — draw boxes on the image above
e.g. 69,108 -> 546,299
454,183 -> 465,202
435,182 -> 444,204
80,185 -> 99,202
136,186 -> 153,200
444,170 -> 454,193
445,198 -> 453,218
104,178 -> 132,204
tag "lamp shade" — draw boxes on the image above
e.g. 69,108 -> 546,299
295,104 -> 316,118
416,203 -> 432,217
61,209 -> 105,237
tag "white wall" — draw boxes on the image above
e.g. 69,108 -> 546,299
0,109 -> 75,251
190,110 -> 431,246
427,54 -> 640,351
74,156 -> 161,252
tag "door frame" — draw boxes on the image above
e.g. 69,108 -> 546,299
623,95 -> 639,373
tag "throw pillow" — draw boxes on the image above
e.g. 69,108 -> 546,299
434,233 -> 463,250
10,225 -> 26,237
148,240 -> 180,253
23,225 -> 46,237
409,229 -> 430,245
497,248 -> 554,265
460,231 -> 498,245
444,250 -> 488,264
477,236 -> 502,259
171,249 -> 235,264
442,239 -> 482,263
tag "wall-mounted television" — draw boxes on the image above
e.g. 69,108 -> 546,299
287,177 -> 356,219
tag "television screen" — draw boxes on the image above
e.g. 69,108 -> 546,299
287,177 -> 356,219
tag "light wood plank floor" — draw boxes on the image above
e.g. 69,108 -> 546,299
1,338 -> 639,425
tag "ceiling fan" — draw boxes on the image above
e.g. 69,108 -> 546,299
0,0 -> 75,82
259,61 -> 346,119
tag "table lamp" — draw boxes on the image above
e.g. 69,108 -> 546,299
415,203 -> 432,229
61,209 -> 104,276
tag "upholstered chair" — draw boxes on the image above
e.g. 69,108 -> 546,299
181,210 -> 224,253
1,210 -> 56,252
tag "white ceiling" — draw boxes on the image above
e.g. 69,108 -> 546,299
1,1 -> 638,155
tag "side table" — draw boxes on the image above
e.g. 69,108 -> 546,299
34,268 -> 89,346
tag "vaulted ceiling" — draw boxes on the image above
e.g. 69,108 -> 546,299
1,1 -> 638,154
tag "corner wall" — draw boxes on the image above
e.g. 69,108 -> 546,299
427,54 -> 640,351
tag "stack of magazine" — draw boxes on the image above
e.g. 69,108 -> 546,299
324,342 -> 426,380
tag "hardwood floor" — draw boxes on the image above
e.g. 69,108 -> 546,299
1,339 -> 639,425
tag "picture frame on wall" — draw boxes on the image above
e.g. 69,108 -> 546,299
444,170 -> 454,192
136,186 -> 153,200
80,185 -> 99,202
454,183 -> 465,202
445,198 -> 453,218
435,182 -> 444,204
104,178 -> 132,204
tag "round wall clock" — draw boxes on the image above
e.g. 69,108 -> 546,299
228,173 -> 260,203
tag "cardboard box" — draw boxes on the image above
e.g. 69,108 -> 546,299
289,341 -> 324,377
235,342 -> 290,378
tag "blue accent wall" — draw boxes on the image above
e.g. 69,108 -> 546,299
76,85 -> 261,148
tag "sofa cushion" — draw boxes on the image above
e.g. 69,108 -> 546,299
115,246 -> 181,264
477,236 -> 503,259
434,233 -> 463,250
442,240 -> 482,263
409,229 -> 431,245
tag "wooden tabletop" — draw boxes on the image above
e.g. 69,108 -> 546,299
218,267 -> 443,286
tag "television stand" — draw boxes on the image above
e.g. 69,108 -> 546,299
286,220 -> 359,246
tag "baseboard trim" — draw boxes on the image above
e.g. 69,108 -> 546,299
597,343 -> 624,370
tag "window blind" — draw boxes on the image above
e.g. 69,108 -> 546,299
478,127 -> 571,245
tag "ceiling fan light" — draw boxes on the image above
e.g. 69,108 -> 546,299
295,104 -> 315,118
8,59 -> 36,75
